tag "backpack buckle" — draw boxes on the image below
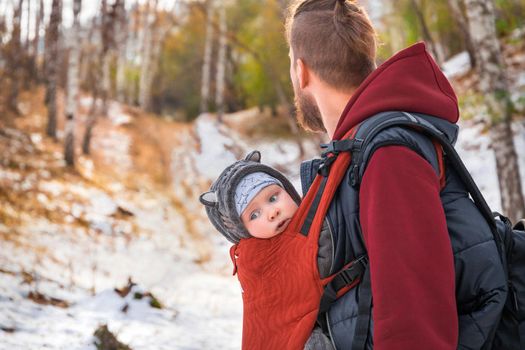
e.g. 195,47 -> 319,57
319,139 -> 363,177
318,156 -> 336,177
320,141 -> 339,158
320,139 -> 363,158
349,164 -> 360,187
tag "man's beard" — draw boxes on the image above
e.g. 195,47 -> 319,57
294,89 -> 326,133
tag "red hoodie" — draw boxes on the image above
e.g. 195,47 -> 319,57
334,43 -> 459,349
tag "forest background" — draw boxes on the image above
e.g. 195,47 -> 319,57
1,0 -> 525,349
2,0 -> 525,216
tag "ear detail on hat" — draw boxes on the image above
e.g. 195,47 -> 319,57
199,191 -> 218,207
245,150 -> 261,163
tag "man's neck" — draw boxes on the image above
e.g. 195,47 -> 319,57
314,85 -> 354,138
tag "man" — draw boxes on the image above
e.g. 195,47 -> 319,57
284,1 -> 505,349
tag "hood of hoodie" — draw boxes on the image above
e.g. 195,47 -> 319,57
333,42 -> 459,140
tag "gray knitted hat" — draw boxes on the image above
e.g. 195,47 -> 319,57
234,172 -> 283,216
199,151 -> 301,244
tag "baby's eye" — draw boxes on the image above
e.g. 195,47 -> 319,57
269,194 -> 278,203
250,210 -> 260,221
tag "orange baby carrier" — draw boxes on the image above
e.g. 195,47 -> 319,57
229,127 -> 366,350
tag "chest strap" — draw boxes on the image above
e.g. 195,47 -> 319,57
318,255 -> 368,315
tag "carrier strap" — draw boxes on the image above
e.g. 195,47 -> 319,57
432,139 -> 446,190
297,125 -> 360,237
318,256 -> 368,315
300,177 -> 327,236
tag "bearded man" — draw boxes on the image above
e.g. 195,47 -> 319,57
285,0 -> 507,349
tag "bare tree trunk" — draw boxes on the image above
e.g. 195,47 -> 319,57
139,0 -> 158,111
447,0 -> 476,68
45,0 -> 62,139
6,0 -> 24,114
100,0 -> 113,117
411,0 -> 444,65
127,5 -> 141,105
26,0 -> 31,50
101,53 -> 111,115
0,14 -> 5,42
32,0 -> 43,81
200,0 -> 214,114
83,92 -> 98,155
80,11 -> 99,88
82,2 -> 104,154
64,0 -> 82,167
215,2 -> 227,122
115,0 -> 128,103
464,0 -> 525,221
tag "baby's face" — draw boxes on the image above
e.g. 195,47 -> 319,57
240,184 -> 298,239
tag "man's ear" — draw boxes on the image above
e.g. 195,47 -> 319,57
296,58 -> 309,89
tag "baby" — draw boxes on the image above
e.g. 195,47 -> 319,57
199,151 -> 333,350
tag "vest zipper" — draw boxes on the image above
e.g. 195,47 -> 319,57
325,217 -> 336,275
326,312 -> 338,350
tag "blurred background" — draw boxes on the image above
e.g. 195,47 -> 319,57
0,0 -> 524,349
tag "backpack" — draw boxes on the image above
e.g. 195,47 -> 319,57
315,111 -> 525,349
493,213 -> 525,349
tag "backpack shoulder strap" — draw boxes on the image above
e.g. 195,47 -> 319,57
349,111 -> 497,233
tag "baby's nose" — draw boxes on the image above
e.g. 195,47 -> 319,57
269,207 -> 280,220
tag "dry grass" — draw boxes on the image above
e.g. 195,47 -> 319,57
1,83 -> 218,269
126,107 -> 192,188
223,106 -> 301,140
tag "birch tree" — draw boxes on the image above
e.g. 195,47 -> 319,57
83,3 -> 104,155
100,0 -> 115,116
138,0 -> 159,111
115,0 -> 128,103
464,0 -> 525,221
21,0 -> 32,89
45,0 -> 62,138
30,0 -> 44,80
200,0 -> 214,114
25,0 -> 31,50
64,0 -> 82,166
215,2 -> 227,121
126,5 -> 141,105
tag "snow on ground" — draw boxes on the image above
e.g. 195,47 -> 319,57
0,183 -> 243,349
443,51 -> 471,79
456,119 -> 525,211
455,121 -> 501,209
194,113 -> 240,180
